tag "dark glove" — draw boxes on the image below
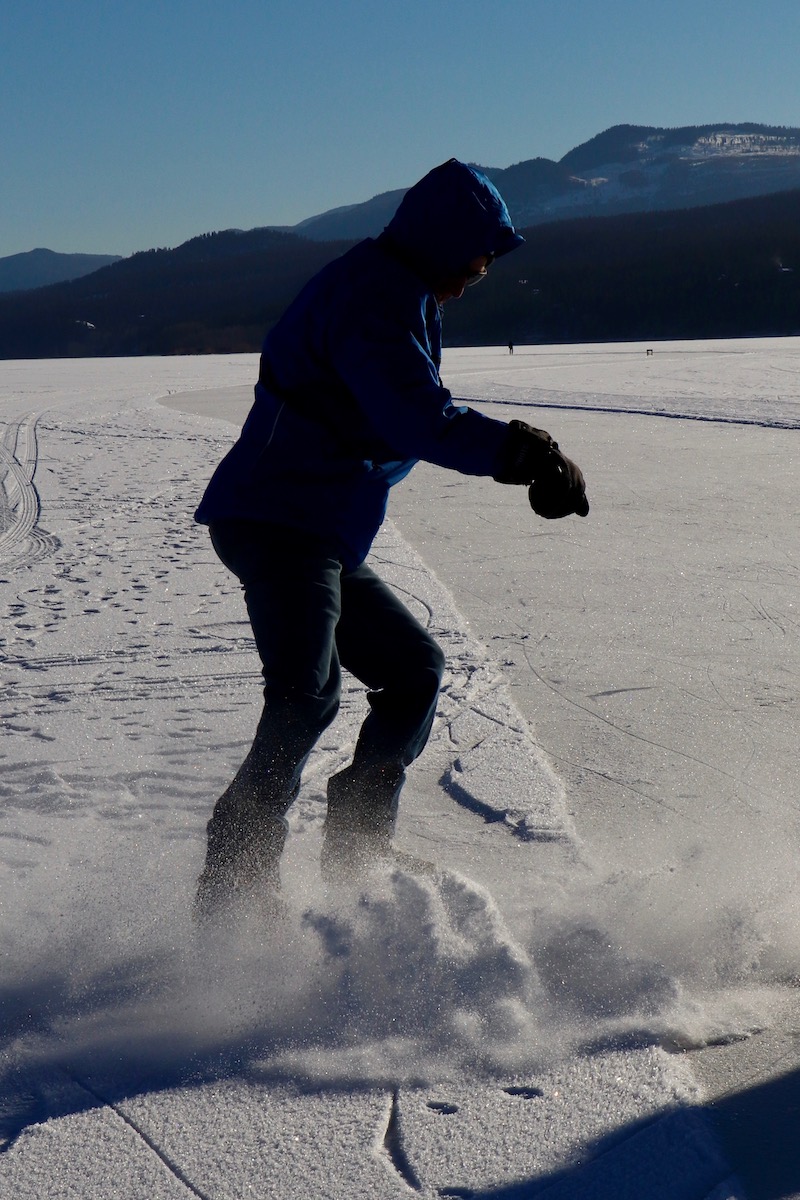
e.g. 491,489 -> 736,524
494,419 -> 589,518
528,452 -> 589,519
493,419 -> 556,484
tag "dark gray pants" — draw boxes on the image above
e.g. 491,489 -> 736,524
206,519 -> 445,836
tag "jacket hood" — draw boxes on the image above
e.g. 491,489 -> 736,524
383,158 -> 524,284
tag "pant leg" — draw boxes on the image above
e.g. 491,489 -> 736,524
322,562 -> 445,873
212,521 -> 343,725
196,521 -> 344,917
336,562 -> 445,772
209,519 -> 344,813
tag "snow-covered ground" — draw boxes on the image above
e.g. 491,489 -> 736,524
1,340 -> 799,1198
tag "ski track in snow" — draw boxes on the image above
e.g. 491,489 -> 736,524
0,413 -> 60,572
2,347 -> 788,1196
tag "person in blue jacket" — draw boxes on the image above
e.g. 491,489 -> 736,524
194,158 -> 588,920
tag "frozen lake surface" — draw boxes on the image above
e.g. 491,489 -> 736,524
1,339 -> 799,1197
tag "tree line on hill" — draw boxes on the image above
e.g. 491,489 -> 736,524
0,189 -> 799,359
445,188 -> 800,346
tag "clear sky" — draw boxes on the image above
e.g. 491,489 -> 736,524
3,0 -> 799,258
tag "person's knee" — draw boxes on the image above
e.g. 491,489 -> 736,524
413,639 -> 445,700
403,650 -> 445,716
375,631 -> 444,699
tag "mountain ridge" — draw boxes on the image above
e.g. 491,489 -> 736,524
5,121 -> 800,290
3,121 -> 800,356
289,122 -> 800,240
0,248 -> 122,294
2,184 -> 799,357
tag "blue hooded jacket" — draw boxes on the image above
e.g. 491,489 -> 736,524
195,159 -> 524,569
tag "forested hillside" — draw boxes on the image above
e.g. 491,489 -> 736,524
1,189 -> 799,357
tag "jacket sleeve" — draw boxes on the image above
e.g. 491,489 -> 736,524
328,293 -> 509,476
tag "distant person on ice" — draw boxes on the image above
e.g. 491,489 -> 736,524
193,158 -> 589,921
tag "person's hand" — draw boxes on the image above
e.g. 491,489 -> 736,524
494,419 -> 589,517
528,451 -> 589,519
493,419 -> 556,484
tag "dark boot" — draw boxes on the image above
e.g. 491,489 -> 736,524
320,763 -> 435,883
320,763 -> 401,882
194,702 -> 315,924
193,776 -> 298,924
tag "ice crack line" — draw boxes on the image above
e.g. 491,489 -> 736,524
68,1075 -> 215,1200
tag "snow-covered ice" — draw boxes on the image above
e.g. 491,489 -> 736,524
1,340 -> 799,1197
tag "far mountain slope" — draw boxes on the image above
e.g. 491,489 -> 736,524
292,123 -> 800,240
0,248 -> 122,293
2,187 -> 799,357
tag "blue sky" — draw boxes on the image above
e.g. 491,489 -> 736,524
2,0 -> 799,257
